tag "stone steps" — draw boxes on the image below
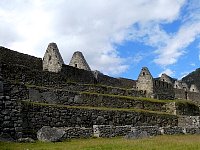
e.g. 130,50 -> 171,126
25,84 -> 170,113
26,82 -> 145,97
25,84 -> 200,116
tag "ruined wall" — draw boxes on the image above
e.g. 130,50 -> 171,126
0,46 -> 42,70
1,63 -> 95,85
69,51 -> 91,71
0,81 -> 23,140
97,74 -> 135,88
136,67 -> 154,97
178,116 -> 200,128
2,62 -> 135,89
0,47 -> 136,89
175,102 -> 199,116
190,84 -> 199,92
174,88 -> 200,106
188,92 -> 200,106
159,73 -> 174,84
7,82 -> 199,116
43,43 -> 64,73
153,80 -> 175,100
174,89 -> 187,100
27,88 -> 164,112
21,101 -> 178,135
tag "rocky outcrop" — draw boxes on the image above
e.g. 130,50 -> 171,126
17,137 -> 35,143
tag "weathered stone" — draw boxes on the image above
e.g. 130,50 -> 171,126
136,67 -> 175,99
43,42 -> 64,73
69,51 -> 91,71
74,95 -> 82,103
95,116 -> 105,125
190,84 -> 199,92
136,67 -> 154,97
0,133 -> 15,142
18,137 -> 35,143
37,126 -> 65,142
159,73 -> 173,84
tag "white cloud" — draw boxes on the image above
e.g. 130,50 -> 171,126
0,0 -> 185,75
128,1 -> 200,68
159,68 -> 174,77
152,0 -> 200,67
154,22 -> 200,66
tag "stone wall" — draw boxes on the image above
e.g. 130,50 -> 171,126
94,125 -> 200,138
188,92 -> 200,106
174,89 -> 186,100
97,73 -> 135,88
1,63 -> 95,85
8,82 -> 199,116
174,88 -> 200,106
0,46 -> 42,70
136,67 -> 154,97
0,96 -> 23,139
43,43 -> 64,73
69,51 -> 91,71
178,116 -> 200,128
0,47 -> 136,89
1,63 -> 136,89
165,102 -> 199,116
21,101 -> 178,137
153,80 -> 175,100
75,93 -> 167,112
175,102 -> 200,116
93,125 -> 132,137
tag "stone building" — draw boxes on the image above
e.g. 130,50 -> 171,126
174,80 -> 188,91
43,43 -> 64,73
190,84 -> 199,93
69,51 -> 91,71
159,73 -> 174,84
136,67 -> 174,99
136,67 -> 154,97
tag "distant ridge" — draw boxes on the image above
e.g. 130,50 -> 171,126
182,68 -> 200,89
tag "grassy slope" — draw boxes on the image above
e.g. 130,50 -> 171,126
1,135 -> 200,150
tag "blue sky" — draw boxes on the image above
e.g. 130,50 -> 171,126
0,0 -> 200,80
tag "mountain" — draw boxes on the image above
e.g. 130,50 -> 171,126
182,68 -> 200,89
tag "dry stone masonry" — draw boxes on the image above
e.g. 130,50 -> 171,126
43,43 -> 64,73
1,43 -> 200,142
69,51 -> 91,71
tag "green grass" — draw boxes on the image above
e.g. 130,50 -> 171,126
1,135 -> 200,150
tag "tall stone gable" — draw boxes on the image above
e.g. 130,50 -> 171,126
43,43 -> 64,73
136,67 -> 153,97
69,51 -> 91,71
160,73 -> 173,84
190,84 -> 199,92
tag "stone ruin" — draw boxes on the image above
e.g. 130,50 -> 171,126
43,42 -> 64,73
69,51 -> 91,71
0,42 -> 200,142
